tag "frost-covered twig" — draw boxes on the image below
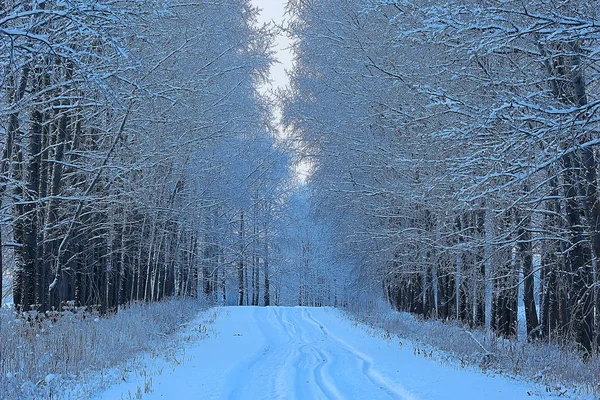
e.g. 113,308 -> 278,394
465,330 -> 493,356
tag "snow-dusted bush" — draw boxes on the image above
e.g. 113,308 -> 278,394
0,298 -> 207,399
348,303 -> 600,397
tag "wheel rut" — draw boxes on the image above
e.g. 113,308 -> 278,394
304,308 -> 416,400
225,307 -> 414,400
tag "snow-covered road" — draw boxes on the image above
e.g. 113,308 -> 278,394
96,307 -> 558,399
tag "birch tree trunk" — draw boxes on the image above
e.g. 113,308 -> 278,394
517,210 -> 541,340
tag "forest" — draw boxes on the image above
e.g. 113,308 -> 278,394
281,0 -> 600,356
1,0 -> 600,385
0,0 -> 296,314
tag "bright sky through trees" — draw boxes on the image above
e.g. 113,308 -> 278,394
250,0 -> 310,183
250,0 -> 293,92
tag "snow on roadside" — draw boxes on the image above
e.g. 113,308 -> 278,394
0,299 -> 216,400
345,305 -> 596,399
65,308 -> 218,400
92,307 -> 262,400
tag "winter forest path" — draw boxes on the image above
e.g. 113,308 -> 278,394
95,307 -> 558,399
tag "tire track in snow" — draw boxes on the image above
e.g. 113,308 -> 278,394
262,307 -> 290,398
276,308 -> 321,399
287,310 -> 326,399
225,307 -> 270,400
276,307 -> 299,340
304,309 -> 418,400
226,307 -> 286,399
269,307 -> 302,399
227,307 -> 414,400
312,346 -> 346,400
285,308 -> 343,400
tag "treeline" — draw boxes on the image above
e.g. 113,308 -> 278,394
0,1 -> 288,314
283,0 -> 600,353
277,188 -> 343,307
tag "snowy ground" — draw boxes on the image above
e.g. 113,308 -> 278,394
94,306 -> 565,400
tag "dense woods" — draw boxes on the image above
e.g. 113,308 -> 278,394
3,0 -> 600,367
282,0 -> 600,354
4,1 -> 600,398
0,1 -> 288,314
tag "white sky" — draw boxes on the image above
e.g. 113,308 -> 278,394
250,0 -> 293,93
251,0 -> 310,184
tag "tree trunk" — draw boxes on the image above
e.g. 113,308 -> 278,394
237,211 -> 245,306
264,204 -> 271,306
220,245 -> 226,305
563,152 -> 594,353
46,86 -> 71,310
518,212 -> 541,340
6,67 -> 31,310
541,174 -> 561,340
483,206 -> 494,334
542,39 -> 595,353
